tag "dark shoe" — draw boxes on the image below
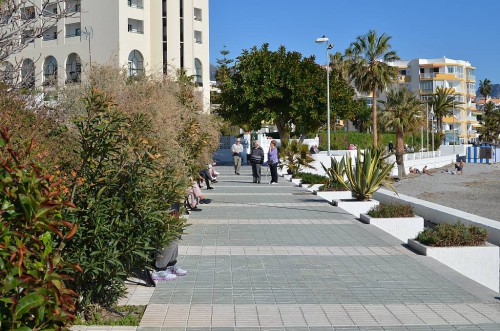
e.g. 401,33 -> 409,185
237,173 -> 240,175
207,187 -> 214,190
211,180 -> 218,183
257,181 -> 261,184
200,199 -> 211,204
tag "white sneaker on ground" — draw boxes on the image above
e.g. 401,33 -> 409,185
168,265 -> 187,276
271,182 -> 278,185
152,269 -> 177,281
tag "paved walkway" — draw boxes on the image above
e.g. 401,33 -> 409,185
125,166 -> 500,330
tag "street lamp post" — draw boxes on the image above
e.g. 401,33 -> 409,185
430,107 -> 435,156
426,103 -> 429,155
316,36 -> 333,156
452,100 -> 456,155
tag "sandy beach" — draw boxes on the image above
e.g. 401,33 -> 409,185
392,162 -> 500,222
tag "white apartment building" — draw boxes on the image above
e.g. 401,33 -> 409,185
2,0 -> 211,111
389,57 -> 478,143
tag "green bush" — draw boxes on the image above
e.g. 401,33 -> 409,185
0,128 -> 78,329
278,140 -> 315,177
318,181 -> 349,191
318,132 -> 396,150
293,172 -> 326,184
64,89 -> 187,316
416,222 -> 487,247
367,203 -> 415,218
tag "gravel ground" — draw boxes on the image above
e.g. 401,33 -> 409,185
392,162 -> 500,221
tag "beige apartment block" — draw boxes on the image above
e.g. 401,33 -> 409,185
389,57 -> 478,143
2,0 -> 211,112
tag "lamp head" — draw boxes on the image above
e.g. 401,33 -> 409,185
316,37 -> 328,43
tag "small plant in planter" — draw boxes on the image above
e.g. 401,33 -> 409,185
333,147 -> 396,201
278,140 -> 316,177
416,222 -> 487,247
320,157 -> 349,191
367,203 -> 415,218
294,172 -> 326,185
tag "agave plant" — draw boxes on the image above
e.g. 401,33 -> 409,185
320,157 -> 347,190
333,147 -> 397,201
278,140 -> 316,177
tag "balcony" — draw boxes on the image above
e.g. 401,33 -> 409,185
43,31 -> 58,41
67,3 -> 81,13
467,74 -> 476,81
128,0 -> 144,9
128,19 -> 144,34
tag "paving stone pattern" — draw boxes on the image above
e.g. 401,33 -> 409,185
85,166 -> 500,331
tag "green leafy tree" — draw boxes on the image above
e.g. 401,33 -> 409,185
0,128 -> 78,329
429,87 -> 463,133
478,78 -> 492,105
216,44 -> 358,141
478,101 -> 500,143
352,103 -> 373,133
380,86 -> 424,177
348,30 -> 400,147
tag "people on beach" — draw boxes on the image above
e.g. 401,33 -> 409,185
409,166 -> 420,174
268,139 -> 279,184
455,160 -> 464,175
309,144 -> 319,154
231,138 -> 243,175
388,141 -> 394,153
250,140 -> 264,183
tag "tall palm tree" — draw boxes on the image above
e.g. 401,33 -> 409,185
479,78 -> 493,106
380,86 -> 424,177
329,51 -> 350,82
478,101 -> 500,143
429,87 -> 462,133
348,30 -> 400,147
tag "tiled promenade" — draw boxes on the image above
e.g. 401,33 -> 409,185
123,166 -> 500,330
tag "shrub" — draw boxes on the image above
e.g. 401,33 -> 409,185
0,128 -> 78,329
64,89 -> 187,316
320,157 -> 346,191
416,222 -> 487,247
318,181 -> 349,191
278,140 -> 315,177
293,172 -> 326,184
318,132 -> 396,150
367,203 -> 415,218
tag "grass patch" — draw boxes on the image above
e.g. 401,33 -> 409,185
74,305 -> 146,326
367,203 -> 415,218
293,172 -> 326,184
416,222 -> 487,247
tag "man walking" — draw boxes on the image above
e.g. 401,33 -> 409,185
250,140 -> 264,183
231,138 -> 243,175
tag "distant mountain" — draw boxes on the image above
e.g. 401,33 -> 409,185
476,84 -> 500,98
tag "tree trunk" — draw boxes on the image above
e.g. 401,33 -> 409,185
372,89 -> 378,147
395,129 -> 405,177
275,119 -> 290,143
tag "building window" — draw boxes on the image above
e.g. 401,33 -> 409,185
128,0 -> 143,9
194,30 -> 202,44
66,53 -> 81,83
127,19 -> 144,34
128,50 -> 144,76
420,81 -> 433,93
194,7 -> 202,21
194,58 -> 202,86
43,56 -> 58,86
21,59 -> 35,88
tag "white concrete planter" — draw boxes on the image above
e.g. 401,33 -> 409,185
291,178 -> 301,186
408,239 -> 499,293
314,190 -> 353,202
283,174 -> 292,181
303,183 -> 324,192
333,199 -> 379,218
360,214 -> 424,243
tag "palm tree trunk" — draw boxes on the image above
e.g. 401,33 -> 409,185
395,129 -> 405,177
372,89 -> 378,147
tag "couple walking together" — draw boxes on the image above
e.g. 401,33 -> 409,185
249,140 -> 278,184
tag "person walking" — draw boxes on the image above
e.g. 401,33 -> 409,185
249,140 -> 264,183
231,138 -> 243,175
388,141 -> 394,153
268,140 -> 279,184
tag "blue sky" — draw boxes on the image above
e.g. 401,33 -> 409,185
210,0 -> 499,84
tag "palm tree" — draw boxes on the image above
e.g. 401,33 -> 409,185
478,101 -> 500,143
478,78 -> 492,106
429,87 -> 462,133
380,86 -> 424,177
348,30 -> 400,147
329,51 -> 350,82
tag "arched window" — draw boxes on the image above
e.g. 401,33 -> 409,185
43,56 -> 58,86
1,62 -> 14,85
194,58 -> 203,87
128,50 -> 144,76
21,58 -> 35,88
66,53 -> 81,83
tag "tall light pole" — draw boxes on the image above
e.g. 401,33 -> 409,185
316,36 -> 333,156
426,102 -> 429,154
430,107 -> 435,156
452,100 -> 456,155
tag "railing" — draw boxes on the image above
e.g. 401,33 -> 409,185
467,89 -> 476,94
420,73 -> 436,79
43,33 -> 58,41
128,27 -> 143,34
66,31 -> 81,37
467,74 -> 476,81
128,1 -> 143,9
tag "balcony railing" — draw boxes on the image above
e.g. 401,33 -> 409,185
43,32 -> 58,41
467,74 -> 476,81
128,0 -> 143,9
128,27 -> 143,34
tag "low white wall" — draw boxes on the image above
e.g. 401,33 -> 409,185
374,188 -> 500,246
360,215 -> 424,243
440,144 -> 470,156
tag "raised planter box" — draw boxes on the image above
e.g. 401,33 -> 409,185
314,190 -> 352,202
302,183 -> 324,192
291,178 -> 301,186
360,214 -> 424,243
283,174 -> 292,181
333,199 -> 379,218
408,239 -> 499,292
